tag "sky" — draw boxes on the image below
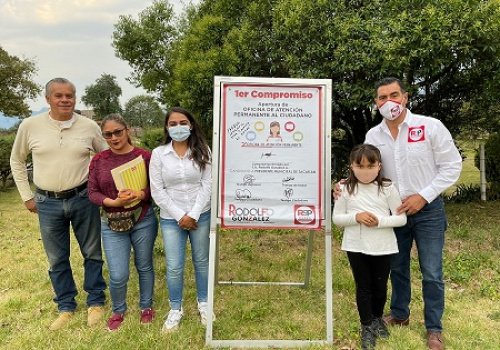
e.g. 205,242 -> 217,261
0,0 -> 190,113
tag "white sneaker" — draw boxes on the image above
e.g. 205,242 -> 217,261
162,309 -> 183,332
198,302 -> 216,326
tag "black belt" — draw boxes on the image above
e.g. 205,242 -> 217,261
36,182 -> 87,199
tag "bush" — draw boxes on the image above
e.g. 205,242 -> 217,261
475,133 -> 500,182
445,184 -> 500,203
0,134 -> 15,188
140,128 -> 164,150
475,133 -> 500,199
444,184 -> 481,203
484,186 -> 500,201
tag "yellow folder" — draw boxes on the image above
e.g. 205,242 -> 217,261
111,155 -> 147,208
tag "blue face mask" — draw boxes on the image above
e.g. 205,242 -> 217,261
168,125 -> 191,142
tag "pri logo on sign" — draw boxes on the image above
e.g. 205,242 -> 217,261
408,125 -> 425,142
293,205 -> 316,226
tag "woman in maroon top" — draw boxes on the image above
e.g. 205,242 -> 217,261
88,114 -> 158,331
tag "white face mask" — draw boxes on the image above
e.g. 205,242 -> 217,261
379,100 -> 405,121
168,125 -> 191,142
351,166 -> 380,184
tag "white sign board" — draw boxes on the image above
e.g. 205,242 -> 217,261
218,79 -> 328,229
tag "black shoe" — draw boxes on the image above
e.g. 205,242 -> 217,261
361,323 -> 377,350
372,317 -> 389,338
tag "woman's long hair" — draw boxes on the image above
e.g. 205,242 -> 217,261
345,144 -> 389,195
164,107 -> 211,170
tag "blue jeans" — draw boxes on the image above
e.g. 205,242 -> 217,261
390,197 -> 447,332
35,188 -> 106,312
101,207 -> 158,314
160,210 -> 210,310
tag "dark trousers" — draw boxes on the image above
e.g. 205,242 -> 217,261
390,197 -> 447,331
35,188 -> 106,311
347,251 -> 392,325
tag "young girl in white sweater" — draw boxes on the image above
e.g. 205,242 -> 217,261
333,144 -> 406,350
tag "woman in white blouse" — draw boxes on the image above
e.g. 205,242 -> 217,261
149,107 -> 212,332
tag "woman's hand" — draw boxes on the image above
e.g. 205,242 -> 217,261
104,189 -> 143,208
119,189 -> 145,202
178,214 -> 198,230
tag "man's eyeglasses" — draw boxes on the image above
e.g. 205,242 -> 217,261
102,128 -> 126,139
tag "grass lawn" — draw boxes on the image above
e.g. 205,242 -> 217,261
0,175 -> 498,349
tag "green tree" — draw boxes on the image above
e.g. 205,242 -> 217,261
114,0 -> 500,176
123,95 -> 164,128
112,0 -> 178,99
0,46 -> 41,118
81,74 -> 122,119
272,0 -> 500,139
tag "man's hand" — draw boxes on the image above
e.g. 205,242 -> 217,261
355,211 -> 379,227
24,199 -> 37,213
332,179 -> 347,200
397,194 -> 427,215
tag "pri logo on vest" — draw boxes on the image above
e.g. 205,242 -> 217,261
408,125 -> 425,142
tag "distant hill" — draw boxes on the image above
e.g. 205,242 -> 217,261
31,107 -> 49,116
0,113 -> 20,130
0,107 -> 49,130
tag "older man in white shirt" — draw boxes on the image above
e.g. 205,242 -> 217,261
10,78 -> 107,330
